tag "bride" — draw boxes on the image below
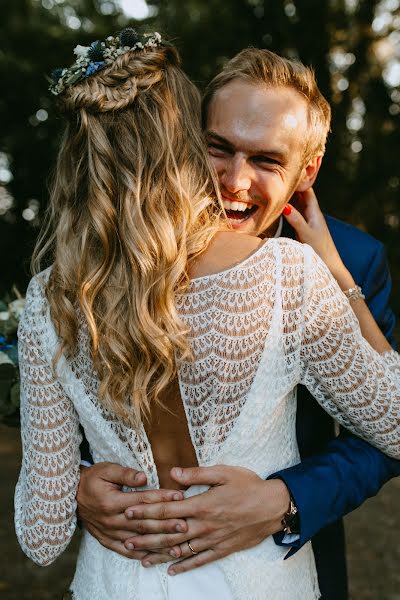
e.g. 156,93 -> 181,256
15,29 -> 400,600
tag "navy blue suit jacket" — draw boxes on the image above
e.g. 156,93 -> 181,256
271,216 -> 400,599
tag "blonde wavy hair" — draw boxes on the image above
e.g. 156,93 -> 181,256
33,43 -> 223,426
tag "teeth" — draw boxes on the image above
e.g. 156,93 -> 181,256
222,200 -> 254,212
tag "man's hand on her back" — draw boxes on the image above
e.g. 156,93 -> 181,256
77,463 -> 187,561
120,465 -> 291,575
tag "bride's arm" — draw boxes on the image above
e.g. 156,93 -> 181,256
284,189 -> 394,355
14,275 -> 82,566
299,246 -> 400,458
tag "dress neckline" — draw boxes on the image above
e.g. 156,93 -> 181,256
188,238 -> 271,284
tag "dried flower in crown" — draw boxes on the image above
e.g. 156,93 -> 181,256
49,29 -> 163,96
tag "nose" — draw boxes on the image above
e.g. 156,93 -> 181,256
219,155 -> 251,195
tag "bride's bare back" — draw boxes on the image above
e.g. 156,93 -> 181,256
145,231 -> 264,489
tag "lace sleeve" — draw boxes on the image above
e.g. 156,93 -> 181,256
14,274 -> 82,566
299,247 -> 400,459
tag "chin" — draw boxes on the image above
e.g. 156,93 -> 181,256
227,218 -> 259,235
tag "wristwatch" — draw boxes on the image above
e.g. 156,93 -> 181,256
281,497 -> 299,535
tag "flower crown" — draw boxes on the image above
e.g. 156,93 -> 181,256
49,28 -> 163,96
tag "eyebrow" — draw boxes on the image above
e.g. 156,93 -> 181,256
206,130 -> 287,161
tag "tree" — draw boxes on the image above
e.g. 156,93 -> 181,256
1,0 -> 399,315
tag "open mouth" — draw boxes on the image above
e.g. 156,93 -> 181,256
222,199 -> 259,223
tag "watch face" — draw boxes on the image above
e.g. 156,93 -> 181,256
282,500 -> 300,535
286,513 -> 300,535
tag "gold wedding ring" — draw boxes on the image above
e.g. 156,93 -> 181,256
188,541 -> 198,555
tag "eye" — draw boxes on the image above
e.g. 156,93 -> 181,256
207,143 -> 231,157
251,155 -> 280,166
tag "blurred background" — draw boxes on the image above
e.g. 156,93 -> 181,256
0,0 -> 399,598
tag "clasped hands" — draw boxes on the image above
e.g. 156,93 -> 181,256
77,463 -> 290,576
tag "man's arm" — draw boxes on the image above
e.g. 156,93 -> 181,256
271,192 -> 399,554
271,432 -> 400,556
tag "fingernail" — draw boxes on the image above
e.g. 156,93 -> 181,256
174,468 -> 183,478
126,543 -> 134,550
173,493 -> 181,501
175,524 -> 183,532
126,511 -> 134,519
143,561 -> 151,568
283,205 -> 292,216
169,549 -> 177,557
169,569 -> 176,576
134,472 -> 144,481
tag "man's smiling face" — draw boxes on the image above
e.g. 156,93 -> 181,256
206,80 -> 312,237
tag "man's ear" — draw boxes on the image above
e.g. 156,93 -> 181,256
295,155 -> 323,192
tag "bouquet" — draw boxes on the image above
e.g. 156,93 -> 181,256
0,291 -> 25,421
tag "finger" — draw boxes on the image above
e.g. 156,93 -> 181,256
301,187 -> 318,206
125,496 -> 198,521
139,539 -> 208,567
125,531 -> 190,551
124,516 -> 206,550
297,190 -> 330,237
168,548 -> 219,576
85,523 -> 149,560
170,465 -> 226,487
99,487 -> 185,516
127,517 -> 188,535
142,554 -> 176,567
140,544 -> 184,565
93,463 -> 148,488
132,488 -> 184,505
282,203 -> 312,241
140,550 -> 179,567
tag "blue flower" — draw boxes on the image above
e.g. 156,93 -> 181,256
0,334 -> 8,351
85,61 -> 106,78
51,67 -> 63,82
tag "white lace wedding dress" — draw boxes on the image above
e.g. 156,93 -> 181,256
15,238 -> 400,600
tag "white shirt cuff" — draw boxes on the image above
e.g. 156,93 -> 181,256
282,533 -> 300,544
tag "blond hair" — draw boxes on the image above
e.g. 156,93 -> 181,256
203,48 -> 331,162
33,44 -> 222,426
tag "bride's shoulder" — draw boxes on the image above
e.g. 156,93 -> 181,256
21,267 -> 52,321
268,236 -> 313,263
190,231 -> 265,279
26,266 -> 52,296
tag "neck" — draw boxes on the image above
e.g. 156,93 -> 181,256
260,217 -> 281,239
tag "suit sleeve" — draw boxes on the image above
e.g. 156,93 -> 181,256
362,241 -> 396,349
271,432 -> 400,555
271,244 -> 399,555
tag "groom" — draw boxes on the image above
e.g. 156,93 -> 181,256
77,48 -> 400,599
